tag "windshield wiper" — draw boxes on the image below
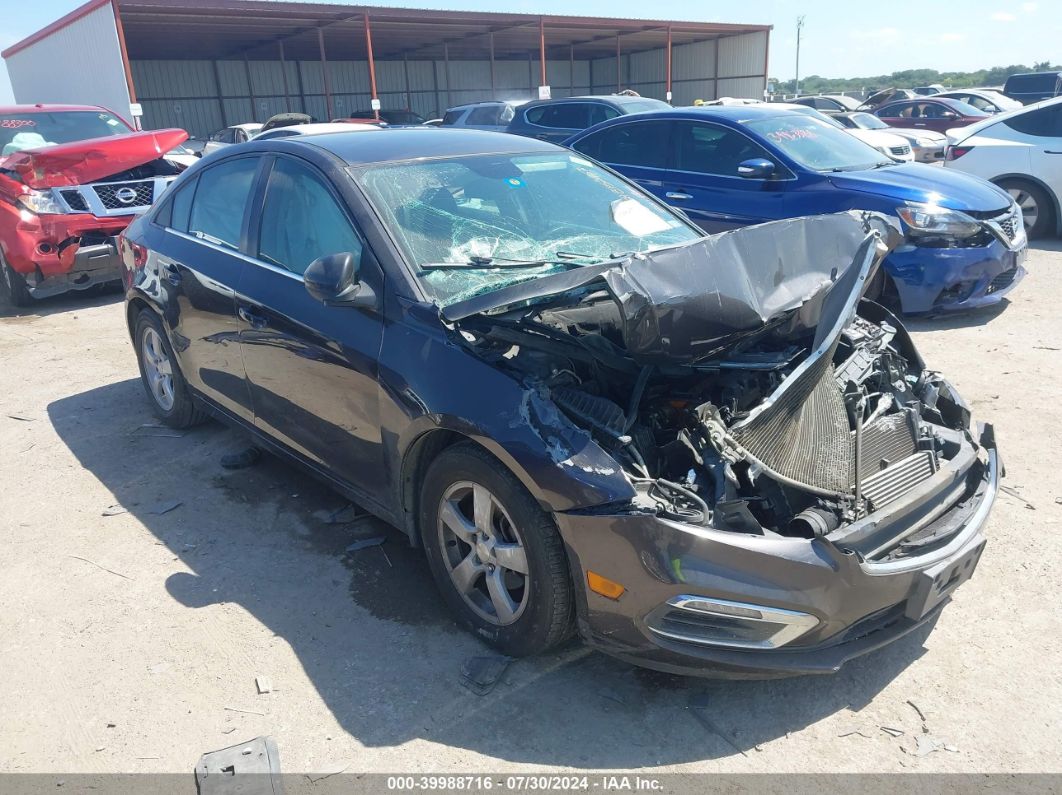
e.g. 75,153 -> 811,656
418,257 -> 585,272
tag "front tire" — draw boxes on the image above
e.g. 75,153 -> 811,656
133,310 -> 209,429
420,443 -> 574,656
0,253 -> 32,308
998,179 -> 1054,239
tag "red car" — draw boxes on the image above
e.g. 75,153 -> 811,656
873,97 -> 990,134
0,104 -> 187,306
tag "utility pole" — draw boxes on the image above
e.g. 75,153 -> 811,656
794,15 -> 805,97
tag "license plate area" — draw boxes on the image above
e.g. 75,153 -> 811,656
904,536 -> 986,620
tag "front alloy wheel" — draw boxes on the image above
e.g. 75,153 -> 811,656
420,443 -> 574,656
438,481 -> 530,625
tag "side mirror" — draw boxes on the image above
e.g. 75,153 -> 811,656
194,150 -> 203,158
737,158 -> 776,179
304,251 -> 375,308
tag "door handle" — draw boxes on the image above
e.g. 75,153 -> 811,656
1045,150 -> 1062,155
913,123 -> 927,127
665,191 -> 692,201
238,306 -> 267,330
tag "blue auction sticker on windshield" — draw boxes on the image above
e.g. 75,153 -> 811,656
506,177 -> 525,188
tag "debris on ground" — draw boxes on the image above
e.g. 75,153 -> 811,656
68,555 -> 131,580
317,503 -> 365,525
880,726 -> 905,737
687,693 -> 749,758
306,761 -> 350,783
345,536 -> 386,554
906,699 -> 927,723
131,423 -> 184,438
101,504 -> 128,517
459,654 -> 513,696
223,706 -> 266,716
838,729 -> 872,739
255,676 -> 272,695
195,736 -> 281,795
148,500 -> 182,516
1001,485 -> 1036,510
909,734 -> 958,757
7,414 -> 35,421
220,446 -> 262,470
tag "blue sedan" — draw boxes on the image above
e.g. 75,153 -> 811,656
566,106 -> 1027,313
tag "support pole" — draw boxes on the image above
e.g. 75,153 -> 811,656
110,0 -> 138,127
569,43 -> 574,95
212,59 -> 227,127
364,13 -> 379,120
489,31 -> 496,99
665,25 -> 673,104
615,34 -> 621,92
713,36 -> 720,100
539,17 -> 547,89
278,40 -> 291,112
443,41 -> 451,111
244,55 -> 257,121
318,27 -> 333,121
403,52 -> 412,112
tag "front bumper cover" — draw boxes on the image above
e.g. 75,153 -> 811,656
555,428 -> 998,679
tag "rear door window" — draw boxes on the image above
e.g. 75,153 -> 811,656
672,121 -> 775,177
188,157 -> 260,250
572,120 -> 671,169
1004,105 -> 1062,137
525,103 -> 589,129
588,104 -> 621,126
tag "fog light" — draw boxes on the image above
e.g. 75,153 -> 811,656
587,571 -> 626,600
646,595 -> 819,649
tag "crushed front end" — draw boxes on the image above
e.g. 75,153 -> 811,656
0,130 -> 185,300
449,212 -> 999,677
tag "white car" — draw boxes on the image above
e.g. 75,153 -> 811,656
201,123 -> 264,155
936,89 -> 1022,115
778,104 -> 915,162
829,111 -> 945,163
943,96 -> 1062,238
251,122 -> 384,141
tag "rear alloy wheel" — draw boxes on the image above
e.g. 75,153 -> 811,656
133,310 -> 210,429
999,179 -> 1053,239
0,254 -> 32,308
421,443 -> 574,656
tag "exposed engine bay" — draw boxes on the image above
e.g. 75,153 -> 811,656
449,212 -> 988,555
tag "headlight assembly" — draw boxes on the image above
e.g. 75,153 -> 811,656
16,189 -> 66,215
897,202 -> 981,239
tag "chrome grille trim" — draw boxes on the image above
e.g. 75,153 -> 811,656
52,176 -> 176,217
983,204 -> 1026,250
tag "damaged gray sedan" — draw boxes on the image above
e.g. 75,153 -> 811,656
121,131 -> 999,678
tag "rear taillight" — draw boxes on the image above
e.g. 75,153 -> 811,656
946,145 -> 973,161
120,234 -> 148,269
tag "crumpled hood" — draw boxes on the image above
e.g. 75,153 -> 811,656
444,211 -> 899,364
828,162 -> 1011,212
0,129 -> 188,189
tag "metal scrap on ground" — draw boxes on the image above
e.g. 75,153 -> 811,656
460,654 -> 513,696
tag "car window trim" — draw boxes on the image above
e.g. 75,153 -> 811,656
576,116 -> 674,171
668,119 -> 797,182
524,100 -> 590,130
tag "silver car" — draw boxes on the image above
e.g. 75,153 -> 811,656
440,100 -> 528,132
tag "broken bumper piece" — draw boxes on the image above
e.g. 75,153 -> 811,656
25,239 -> 121,298
556,427 -> 998,679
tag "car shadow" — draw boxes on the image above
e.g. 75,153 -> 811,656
48,379 -> 936,767
0,286 -> 123,320
903,299 -> 1010,332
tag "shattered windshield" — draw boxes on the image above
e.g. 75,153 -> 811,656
0,111 -> 131,155
352,152 -> 701,306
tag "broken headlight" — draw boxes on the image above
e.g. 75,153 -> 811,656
17,189 -> 66,215
897,202 -> 981,239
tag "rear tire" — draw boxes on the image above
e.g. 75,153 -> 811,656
420,442 -> 575,657
998,179 -> 1054,239
133,309 -> 209,429
0,253 -> 33,308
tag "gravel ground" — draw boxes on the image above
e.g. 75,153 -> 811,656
1,242 -> 1060,775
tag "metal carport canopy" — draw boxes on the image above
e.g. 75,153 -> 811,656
110,0 -> 770,61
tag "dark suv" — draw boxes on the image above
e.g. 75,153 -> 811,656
506,95 -> 669,143
1003,72 -> 1062,105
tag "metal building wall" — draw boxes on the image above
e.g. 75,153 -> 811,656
131,56 -> 593,136
5,3 -> 132,123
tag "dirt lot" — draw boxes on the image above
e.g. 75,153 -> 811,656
2,242 -> 1061,776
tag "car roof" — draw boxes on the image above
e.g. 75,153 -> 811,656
232,122 -> 264,130
951,94 -> 1062,139
521,95 -> 664,109
257,122 -> 381,138
274,127 -> 562,164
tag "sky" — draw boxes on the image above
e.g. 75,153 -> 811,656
2,0 -> 1059,103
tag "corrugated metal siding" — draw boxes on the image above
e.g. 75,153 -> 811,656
718,31 -> 767,79
5,3 -> 131,122
716,76 -> 765,99
672,40 -> 716,81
